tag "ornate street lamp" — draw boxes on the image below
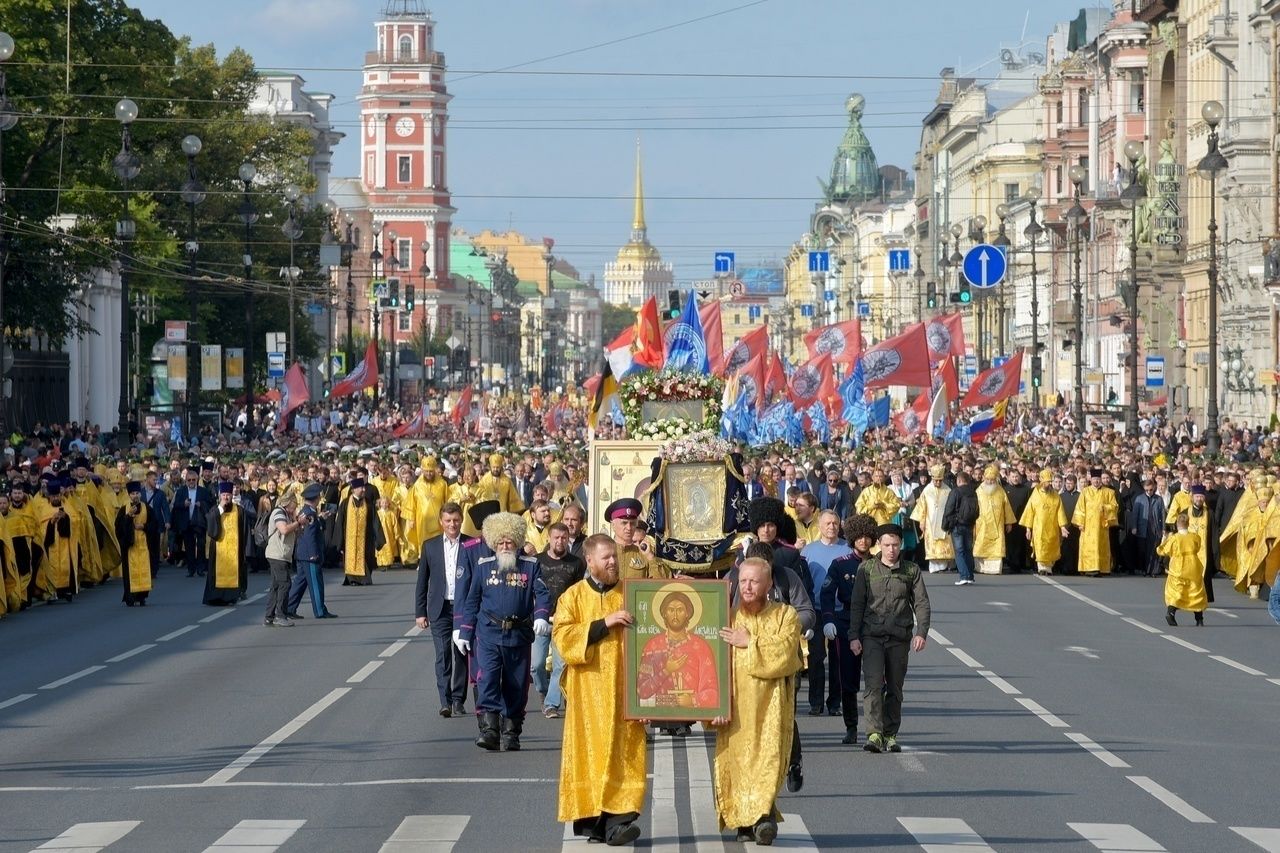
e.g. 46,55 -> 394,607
237,162 -> 258,433
280,183 -> 302,367
179,134 -> 205,439
1119,139 -> 1148,435
369,221 -> 383,403
1066,164 -> 1089,432
112,97 -> 141,435
1023,187 -> 1045,408
991,206 -> 1011,359
1199,100 -> 1228,455
0,31 -> 17,435
343,212 -> 355,372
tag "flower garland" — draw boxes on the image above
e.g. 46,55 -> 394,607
619,369 -> 723,439
658,430 -> 732,463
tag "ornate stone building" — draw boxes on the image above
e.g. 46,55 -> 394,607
601,144 -> 674,308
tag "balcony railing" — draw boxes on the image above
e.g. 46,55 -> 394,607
364,50 -> 444,66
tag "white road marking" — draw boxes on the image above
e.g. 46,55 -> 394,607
200,608 -> 235,623
648,737 -> 679,853
946,648 -> 983,669
1215,609 -> 1238,619
897,750 -> 926,773
897,817 -> 996,852
32,820 -> 140,851
404,625 -> 425,637
926,628 -> 952,646
1065,646 -> 1101,659
241,592 -> 267,604
39,666 -> 106,691
1035,575 -> 1123,615
379,815 -> 469,853
347,661 -> 385,684
201,818 -> 305,850
775,814 -> 820,850
1162,635 -> 1208,653
1068,822 -> 1166,851
105,644 -> 155,663
1065,732 -> 1130,768
975,670 -> 1020,695
1269,678 -> 1280,688
986,601 -> 1011,607
156,624 -> 199,642
203,687 -> 351,785
1014,697 -> 1068,728
0,693 -> 35,710
1231,826 -> 1280,852
1210,655 -> 1266,676
2,778 -> 559,793
1122,617 -> 1164,635
379,639 -> 411,658
685,735 -> 726,852
1126,775 -> 1215,823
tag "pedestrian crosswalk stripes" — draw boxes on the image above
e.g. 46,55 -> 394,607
21,816 -> 1280,851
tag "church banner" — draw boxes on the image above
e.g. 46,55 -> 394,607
167,345 -> 187,392
622,578 -> 731,723
201,345 -> 223,391
225,348 -> 244,389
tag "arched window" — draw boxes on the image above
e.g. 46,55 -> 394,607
398,35 -> 413,60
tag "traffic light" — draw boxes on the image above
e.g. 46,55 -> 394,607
388,278 -> 400,308
948,291 -> 961,304
926,282 -> 937,310
1031,355 -> 1043,388
666,288 -> 681,319
404,284 -> 415,312
957,279 -> 971,304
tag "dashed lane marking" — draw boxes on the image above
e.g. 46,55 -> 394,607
1065,732 -> 1130,769
347,661 -> 385,684
156,624 -> 199,642
105,644 -> 155,663
1126,775 -> 1214,824
39,666 -> 106,691
31,820 -> 141,852
203,688 -> 351,786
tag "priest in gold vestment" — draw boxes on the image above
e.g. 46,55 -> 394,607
910,465 -> 954,573
115,482 -> 156,607
1019,470 -> 1069,575
711,558 -> 801,845
336,478 -> 386,586
204,483 -> 248,606
553,533 -> 647,847
1071,468 -> 1119,576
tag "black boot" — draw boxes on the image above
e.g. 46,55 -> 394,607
475,712 -> 500,751
1165,606 -> 1177,627
501,717 -> 522,751
841,727 -> 858,745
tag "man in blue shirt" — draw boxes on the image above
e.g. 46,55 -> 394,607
801,510 -> 851,717
289,483 -> 337,619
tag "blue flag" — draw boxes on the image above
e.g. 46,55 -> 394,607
806,403 -> 830,444
663,288 -> 710,373
840,358 -> 868,445
870,395 -> 891,428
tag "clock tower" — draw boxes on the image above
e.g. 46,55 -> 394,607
358,1 -> 455,327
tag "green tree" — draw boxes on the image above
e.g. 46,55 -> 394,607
600,301 -> 635,345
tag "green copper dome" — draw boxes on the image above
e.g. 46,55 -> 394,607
822,94 -> 880,204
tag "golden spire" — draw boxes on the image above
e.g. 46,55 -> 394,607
631,138 -> 647,235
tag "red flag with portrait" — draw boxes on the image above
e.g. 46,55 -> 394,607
803,318 -> 863,365
932,358 -> 960,405
736,351 -> 768,414
962,349 -> 1024,408
893,390 -> 931,437
765,350 -> 788,405
280,363 -> 310,422
699,301 -> 724,374
718,325 -> 769,376
861,322 -> 933,389
787,351 -> 834,411
925,313 -> 967,360
450,385 -> 474,429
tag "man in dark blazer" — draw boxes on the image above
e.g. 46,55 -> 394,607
170,465 -> 214,577
416,501 -> 469,717
141,469 -> 171,578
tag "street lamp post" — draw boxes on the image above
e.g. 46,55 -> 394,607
237,163 -> 258,434
969,216 -> 988,368
1199,100 -> 1228,455
179,134 -> 205,440
992,207 -> 1012,360
321,198 -> 340,397
280,184 -> 302,368
0,32 -> 17,436
1066,164 -> 1089,432
369,222 -> 383,404
1023,188 -> 1045,409
385,230 -> 401,403
343,213 -> 355,372
1119,139 -> 1148,435
112,98 -> 141,436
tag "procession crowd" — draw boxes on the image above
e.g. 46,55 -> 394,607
3,393 -> 1277,845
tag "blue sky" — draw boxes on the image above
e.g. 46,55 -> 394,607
129,0 -> 1092,284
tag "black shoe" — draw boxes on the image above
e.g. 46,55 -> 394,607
605,822 -> 641,847
785,762 -> 803,792
735,828 -> 754,843
828,706 -> 842,716
807,706 -> 823,716
1165,611 -> 1177,626
285,611 -> 304,619
753,818 -> 778,846
317,612 -> 338,618
476,712 -> 500,751
452,702 -> 466,717
439,706 -> 452,718
841,728 -> 858,745
500,718 -> 522,751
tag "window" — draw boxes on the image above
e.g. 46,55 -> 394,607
398,311 -> 411,332
1077,88 -> 1089,127
1129,80 -> 1145,113
1079,157 -> 1090,184
1004,183 -> 1020,203
398,35 -> 413,60
1055,99 -> 1064,126
398,238 -> 412,267
1054,165 -> 1063,197
398,155 -> 411,184
432,152 -> 444,189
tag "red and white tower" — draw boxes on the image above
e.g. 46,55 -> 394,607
358,0 -> 455,335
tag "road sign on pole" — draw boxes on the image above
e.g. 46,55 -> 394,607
714,252 -> 735,274
266,352 -> 285,379
808,251 -> 830,273
857,302 -> 871,318
1146,355 -> 1165,387
888,249 -> 911,271
962,244 -> 1007,289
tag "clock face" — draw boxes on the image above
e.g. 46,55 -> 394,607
394,116 -> 416,137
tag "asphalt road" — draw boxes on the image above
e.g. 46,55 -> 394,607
1,565 -> 1277,852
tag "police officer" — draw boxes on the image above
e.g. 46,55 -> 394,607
820,514 -> 877,745
606,498 -> 669,580
456,511 -> 550,752
847,523 -> 932,755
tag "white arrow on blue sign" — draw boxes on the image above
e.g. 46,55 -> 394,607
962,244 -> 1007,288
808,251 -> 830,273
888,249 -> 911,271
714,252 -> 735,273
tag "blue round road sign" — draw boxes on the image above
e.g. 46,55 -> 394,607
962,244 -> 1007,289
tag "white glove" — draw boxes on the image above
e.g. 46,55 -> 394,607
802,628 -> 814,641
823,623 -> 838,641
453,631 -> 471,655
533,618 -> 552,637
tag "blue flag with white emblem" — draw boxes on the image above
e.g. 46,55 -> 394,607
840,358 -> 868,446
663,289 -> 710,373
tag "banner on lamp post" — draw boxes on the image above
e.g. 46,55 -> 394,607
167,345 -> 187,392
201,345 -> 223,391
225,348 -> 244,389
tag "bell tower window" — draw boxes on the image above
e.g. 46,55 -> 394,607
398,35 -> 413,60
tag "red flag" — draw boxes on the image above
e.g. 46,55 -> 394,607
962,349 -> 1024,408
543,398 -> 567,433
719,326 -> 769,376
862,323 -> 933,389
933,358 -> 960,405
737,351 -> 768,413
893,390 -> 931,437
581,372 -> 603,400
450,386 -> 474,429
280,363 -> 310,422
331,340 -> 378,399
393,403 -> 428,438
632,296 -> 664,369
787,351 -> 834,411
765,350 -> 787,405
925,313 -> 966,360
699,301 -> 724,372
803,318 -> 863,364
